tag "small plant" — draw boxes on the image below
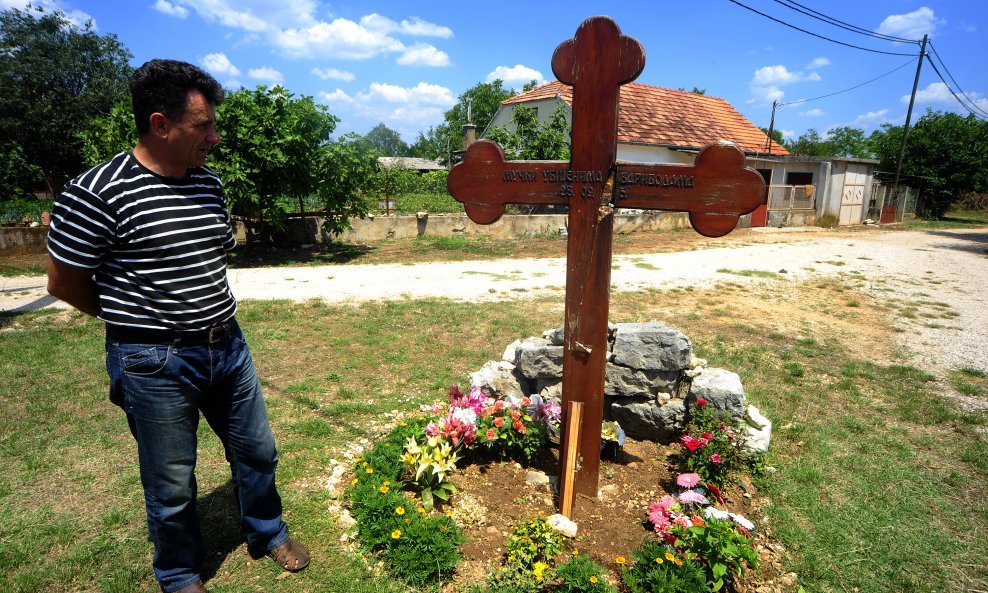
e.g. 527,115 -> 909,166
622,540 -> 707,593
679,399 -> 750,486
555,553 -> 617,593
505,517 -> 563,567
600,420 -> 626,460
475,397 -> 549,461
673,515 -> 758,591
401,434 -> 460,510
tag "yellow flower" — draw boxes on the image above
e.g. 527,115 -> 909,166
391,529 -> 401,539
405,518 -> 411,524
533,562 -> 549,581
572,549 -> 579,556
351,478 -> 358,485
589,576 -> 598,584
655,557 -> 664,564
665,552 -> 676,562
675,558 -> 683,566
365,467 -> 373,473
417,507 -> 426,514
395,506 -> 405,515
383,480 -> 391,486
615,556 -> 626,565
379,485 -> 389,493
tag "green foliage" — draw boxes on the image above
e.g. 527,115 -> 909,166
401,435 -> 460,510
320,133 -> 377,237
485,104 -> 571,161
0,6 -> 132,194
505,517 -> 563,567
622,541 -> 708,593
210,85 -> 339,240
679,401 -> 751,487
869,110 -> 988,218
345,422 -> 465,586
673,517 -> 758,591
0,143 -> 44,201
77,102 -> 137,167
363,123 -> 409,156
554,553 -> 617,593
784,126 -> 872,158
0,198 -> 52,224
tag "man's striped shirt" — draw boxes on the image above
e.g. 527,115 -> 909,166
47,151 -> 238,331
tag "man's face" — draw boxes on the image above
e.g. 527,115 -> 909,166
166,89 -> 221,170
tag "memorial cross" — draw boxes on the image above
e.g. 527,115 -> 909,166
447,16 -> 766,515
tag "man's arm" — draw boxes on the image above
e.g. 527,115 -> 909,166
47,257 -> 100,317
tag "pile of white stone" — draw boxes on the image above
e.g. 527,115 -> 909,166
469,322 -> 771,453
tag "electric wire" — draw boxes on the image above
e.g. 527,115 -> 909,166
773,0 -> 918,44
927,42 -> 988,118
780,57 -> 918,106
923,54 -> 988,121
727,0 -> 918,56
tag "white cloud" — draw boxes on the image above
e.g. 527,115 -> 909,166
801,108 -> 825,117
753,65 -> 799,85
248,66 -> 284,85
486,64 -> 546,87
358,82 -> 455,107
806,57 -> 831,69
779,129 -> 795,139
153,0 -> 189,19
397,44 -> 450,67
877,7 -> 943,41
359,13 -> 452,38
273,18 -> 406,60
2,0 -> 96,28
167,0 -> 318,32
908,82 -> 953,104
749,63 -> 822,105
311,67 -> 355,82
851,109 -> 891,126
319,89 -> 355,105
201,52 -> 241,77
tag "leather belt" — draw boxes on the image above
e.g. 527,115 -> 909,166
106,320 -> 234,345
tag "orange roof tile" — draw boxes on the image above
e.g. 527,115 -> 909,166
503,81 -> 789,156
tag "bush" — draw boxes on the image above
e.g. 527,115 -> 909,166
622,540 -> 708,593
554,553 -> 617,593
679,399 -> 751,487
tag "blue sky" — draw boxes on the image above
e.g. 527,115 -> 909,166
4,0 -> 986,144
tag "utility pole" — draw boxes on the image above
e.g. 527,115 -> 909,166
765,99 -> 778,156
892,34 -> 929,203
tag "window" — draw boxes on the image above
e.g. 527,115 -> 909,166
785,172 -> 813,185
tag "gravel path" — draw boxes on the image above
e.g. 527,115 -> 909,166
3,227 -> 985,377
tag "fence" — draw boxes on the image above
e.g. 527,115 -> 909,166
868,183 -> 919,222
767,185 -> 815,211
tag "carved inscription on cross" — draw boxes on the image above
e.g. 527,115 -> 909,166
447,16 -> 765,514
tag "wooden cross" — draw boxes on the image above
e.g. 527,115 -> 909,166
447,16 -> 765,515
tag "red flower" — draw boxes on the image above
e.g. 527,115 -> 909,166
710,453 -> 723,464
512,419 -> 525,433
511,410 -> 521,421
696,399 -> 707,407
691,515 -> 705,526
701,432 -> 713,440
707,483 -> 726,505
681,436 -> 703,452
494,417 -> 504,427
485,428 -> 497,440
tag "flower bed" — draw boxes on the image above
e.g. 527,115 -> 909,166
342,387 -> 768,592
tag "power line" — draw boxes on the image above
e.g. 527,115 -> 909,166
773,0 -> 919,44
727,0 -> 918,56
781,57 -> 918,106
927,42 -> 988,118
923,54 -> 988,121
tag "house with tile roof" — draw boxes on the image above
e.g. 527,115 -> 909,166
484,81 -> 879,227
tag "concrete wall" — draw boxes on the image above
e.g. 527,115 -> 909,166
0,226 -> 48,255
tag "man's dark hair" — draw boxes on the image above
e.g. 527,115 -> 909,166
130,59 -> 224,136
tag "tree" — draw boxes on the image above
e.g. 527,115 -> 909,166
824,126 -> 872,158
364,123 -> 409,156
870,110 -> 988,217
485,104 -> 570,160
417,80 -> 516,164
77,102 -> 137,167
0,142 -> 44,201
319,133 -> 377,237
678,86 -> 707,95
209,85 -> 339,241
784,128 -> 827,156
0,6 -> 132,195
759,126 -> 784,147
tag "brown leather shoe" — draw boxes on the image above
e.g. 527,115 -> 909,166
268,537 -> 310,572
169,581 -> 207,593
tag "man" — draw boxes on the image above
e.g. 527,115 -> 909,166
46,59 -> 309,593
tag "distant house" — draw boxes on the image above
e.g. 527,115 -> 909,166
376,156 -> 445,173
485,81 -> 879,227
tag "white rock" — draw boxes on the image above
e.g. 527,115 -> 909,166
547,513 -> 579,538
502,339 -> 522,363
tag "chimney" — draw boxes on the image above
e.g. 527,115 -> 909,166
462,123 -> 477,150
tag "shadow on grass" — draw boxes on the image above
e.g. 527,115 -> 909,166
198,480 -> 250,583
227,242 -> 376,268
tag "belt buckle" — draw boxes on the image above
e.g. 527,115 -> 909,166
207,323 -> 226,344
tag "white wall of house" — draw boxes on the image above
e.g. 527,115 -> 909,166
616,143 -> 695,165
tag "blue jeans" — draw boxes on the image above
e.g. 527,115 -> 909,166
106,321 -> 288,592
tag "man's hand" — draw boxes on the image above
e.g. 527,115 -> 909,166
47,258 -> 100,317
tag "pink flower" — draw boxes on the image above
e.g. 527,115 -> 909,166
711,454 -> 723,464
677,473 -> 702,488
677,490 -> 709,506
681,435 -> 703,452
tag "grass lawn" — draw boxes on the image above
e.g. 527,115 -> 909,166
1,272 -> 986,592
